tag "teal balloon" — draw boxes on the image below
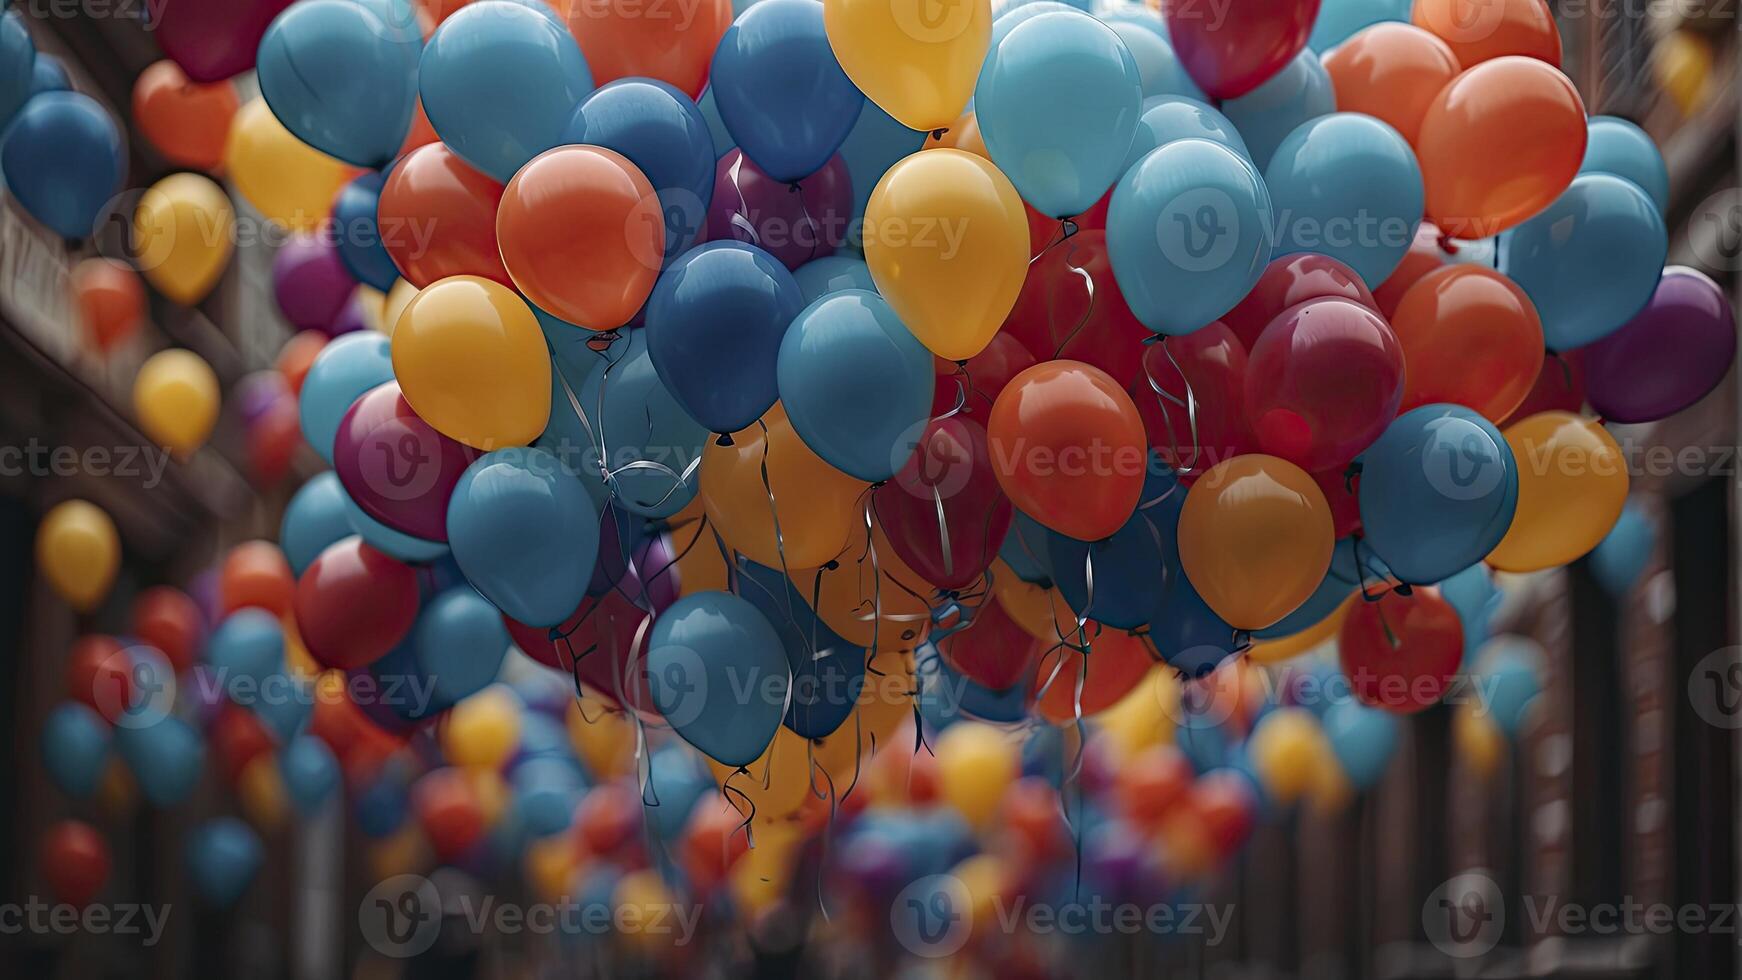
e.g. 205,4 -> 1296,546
1124,96 -> 1248,172
794,255 -> 876,304
186,818 -> 264,907
1105,19 -> 1203,101
1580,117 -> 1668,212
1108,138 -> 1272,335
576,330 -> 706,518
251,672 -> 312,744
448,448 -> 600,627
280,735 -> 340,814
0,12 -> 33,131
1322,700 -> 1398,788
1501,174 -> 1667,350
299,332 -> 394,464
42,702 -> 110,799
1,91 -> 124,239
257,0 -> 420,168
1308,0 -> 1412,51
511,757 -> 585,836
282,473 -> 356,574
1223,49 -> 1334,171
646,591 -> 790,767
977,10 -> 1143,219
777,289 -> 934,483
1478,638 -> 1543,738
206,608 -> 286,692
116,716 -> 205,806
1000,509 -> 1054,584
1590,501 -> 1653,596
837,100 -> 925,244
414,587 -> 510,707
1264,112 -> 1423,289
1439,562 -> 1500,662
30,53 -> 69,95
644,745 -> 711,839
1358,404 -> 1517,586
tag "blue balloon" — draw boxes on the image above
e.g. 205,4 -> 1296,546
1108,138 -> 1272,336
836,100 -> 924,245
1321,700 -> 1398,788
1581,116 -> 1668,212
257,0 -> 419,167
511,756 -> 585,835
1439,562 -> 1500,663
976,10 -> 1143,219
299,332 -> 394,463
419,1 -> 593,181
511,713 -> 575,764
1124,96 -> 1247,171
999,509 -> 1054,584
1308,0 -> 1411,51
646,590 -> 790,767
1048,467 -> 1178,629
30,54 -> 68,95
1478,637 -> 1543,738
1105,19 -> 1203,101
1255,536 -> 1386,640
253,671 -> 313,742
734,558 -> 866,738
0,91 -> 124,239
644,745 -> 710,839
1175,711 -> 1230,772
1359,404 -> 1517,586
1223,49 -> 1334,171
709,0 -> 863,182
186,818 -> 264,907
206,608 -> 286,694
0,12 -> 32,131
280,735 -> 340,814
1501,174 -> 1667,350
415,587 -> 510,707
449,448 -> 600,627
645,241 -> 804,435
331,172 -> 399,291
41,702 -> 110,799
575,330 -> 707,518
984,0 -> 1080,87
794,254 -> 876,304
116,716 -> 205,806
777,289 -> 934,483
1590,501 -> 1653,596
567,79 -> 716,265
354,763 -> 412,837
282,472 -> 357,574
1143,478 -> 1241,675
341,487 -> 449,563
696,85 -> 736,159
1264,112 -> 1423,289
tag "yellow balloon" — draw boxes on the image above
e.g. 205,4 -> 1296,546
614,869 -> 682,955
864,149 -> 1029,360
700,403 -> 868,569
1095,665 -> 1179,763
1487,412 -> 1628,573
1247,707 -> 1331,806
467,767 -> 512,827
133,347 -> 220,459
238,754 -> 288,832
1654,31 -> 1712,117
953,853 -> 1010,934
934,721 -> 1016,829
566,700 -> 637,779
1247,594 -> 1353,665
792,521 -> 935,649
991,560 -> 1076,641
37,499 -> 119,612
730,819 -> 803,913
707,726 -> 818,822
824,0 -> 990,133
667,517 -> 731,597
225,99 -> 353,232
391,276 -> 552,450
442,686 -> 522,769
1454,701 -> 1504,779
526,836 -> 579,903
283,618 -> 320,678
382,279 -> 419,336
133,172 -> 234,305
1178,455 -> 1334,631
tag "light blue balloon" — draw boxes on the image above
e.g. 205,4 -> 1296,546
299,332 -> 394,464
646,590 -> 790,767
0,91 -> 124,238
1590,501 -> 1653,596
332,172 -> 399,291
794,255 -> 876,304
206,608 -> 286,694
644,745 -> 710,839
837,100 -> 925,246
186,818 -> 264,907
1308,0 -> 1412,51
1478,637 -> 1543,738
280,735 -> 340,814
511,756 -> 585,836
116,716 -> 205,806
30,54 -> 69,95
418,1 -> 593,181
1501,174 -> 1667,350
777,289 -> 934,483
566,79 -> 716,265
0,12 -> 33,132
1108,138 -> 1272,335
977,10 -> 1144,219
414,587 -> 510,707
42,702 -> 110,799
1223,49 -> 1334,171
1358,404 -> 1518,586
1124,96 -> 1247,171
448,448 -> 600,627
340,490 -> 449,563
1581,117 -> 1669,213
576,330 -> 706,518
1438,561 -> 1500,663
282,473 -> 357,574
1322,700 -> 1398,789
257,0 -> 420,168
1105,19 -> 1203,101
696,86 -> 736,159
1265,112 -> 1423,289
252,671 -> 312,742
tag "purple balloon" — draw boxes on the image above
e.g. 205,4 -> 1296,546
333,381 -> 477,543
233,370 -> 289,428
188,569 -> 222,629
1584,266 -> 1737,423
327,291 -> 373,336
706,149 -> 852,272
274,235 -> 357,334
155,0 -> 297,83
632,533 -> 680,614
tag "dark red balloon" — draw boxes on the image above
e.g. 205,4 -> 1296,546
1500,349 -> 1586,428
1339,589 -> 1463,714
41,821 -> 110,907
248,396 -> 303,487
938,593 -> 1042,691
874,417 -> 1013,592
131,586 -> 204,673
413,768 -> 484,861
1313,466 -> 1363,539
334,381 -> 476,543
930,332 -> 1037,421
1222,253 -> 1378,351
1191,769 -> 1258,856
212,701 -> 278,782
504,591 -> 656,716
1129,323 -> 1254,476
67,635 -> 131,724
1164,0 -> 1320,100
294,538 -> 419,670
707,149 -> 852,271
155,0 -> 296,83
1002,230 -> 1149,384
378,142 -> 511,288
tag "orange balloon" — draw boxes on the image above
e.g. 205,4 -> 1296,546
220,540 -> 296,617
131,60 -> 240,172
398,98 -> 440,158
1177,455 -> 1334,631
1393,265 -> 1544,423
562,0 -> 733,98
379,142 -> 511,288
792,518 -> 936,650
1413,0 -> 1561,69
1322,24 -> 1461,146
70,258 -> 144,354
1417,57 -> 1587,239
1032,624 -> 1156,723
1373,221 -> 1448,318
497,145 -> 664,331
987,360 -> 1147,543
276,330 -> 328,395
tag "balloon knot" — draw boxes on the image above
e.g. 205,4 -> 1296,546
929,127 -> 948,142
823,560 -> 840,571
716,432 -> 735,447
1061,218 -> 1079,239
787,181 -> 802,194
587,330 -> 620,353
1394,583 -> 1415,598
869,481 -> 887,490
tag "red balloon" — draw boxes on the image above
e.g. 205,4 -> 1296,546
1191,769 -> 1258,856
1000,777 -> 1070,863
1372,221 -> 1449,318
1313,466 -> 1363,539
154,0 -> 296,83
1117,744 -> 1194,827
874,417 -> 1013,592
1339,589 -> 1464,714
248,396 -> 304,487
41,821 -> 110,907
680,792 -> 750,892
413,767 -> 485,860
213,701 -> 279,782
1001,230 -> 1149,384
929,332 -> 1036,421
67,635 -> 130,723
131,586 -> 204,673
1244,298 -> 1406,472
504,591 -> 656,716
378,142 -> 511,288
706,149 -> 852,271
1221,253 -> 1378,351
294,538 -> 420,670
1164,0 -> 1321,100
938,594 -> 1043,691
1032,624 -> 1154,722
575,781 -> 640,856
1499,349 -> 1586,428
1129,323 -> 1255,477
220,541 -> 296,618
334,381 -> 476,543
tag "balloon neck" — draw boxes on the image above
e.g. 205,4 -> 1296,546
715,432 -> 734,447
1393,583 -> 1414,598
1436,233 -> 1459,256
587,330 -> 620,354
1059,218 -> 1079,239
929,127 -> 949,143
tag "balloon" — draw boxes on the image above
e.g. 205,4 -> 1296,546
498,145 -> 663,329
710,0 -> 864,183
1501,350 -> 1585,428
448,448 -> 600,626
1322,700 -> 1399,787
1417,57 -> 1586,240
707,149 -> 853,271
1131,324 -> 1255,474
411,588 -> 510,708
1393,266 -> 1544,423
778,289 -> 934,482
131,587 -> 202,673
41,821 -> 110,907
335,381 -> 478,541
1245,298 -> 1405,471
1322,23 -> 1461,147
186,818 -> 265,906
1359,405 -> 1519,585
563,0 -> 730,97
1487,412 -> 1629,573
567,79 -> 716,266
115,716 -> 205,806
70,258 -> 143,354
793,521 -> 938,649
647,591 -> 790,767
1033,626 -> 1155,722
934,723 -> 1017,828
1163,0 -> 1318,100
207,609 -> 285,698
133,349 -> 220,459
282,473 -> 365,574
280,735 -> 340,813
0,11 -> 30,130
1105,18 -> 1203,101
1264,112 -> 1423,288
732,559 -> 866,738
131,61 -> 239,172
27,55 -> 65,95
1220,252 -> 1376,351
823,0 -> 988,132
1339,588 -> 1464,713
279,331 -> 328,396
1412,0 -> 1561,68
1222,49 -> 1334,170
1372,221 -> 1449,318
294,537 -> 420,669
1001,229 -> 1148,382
329,174 -> 398,293
863,149 -> 1029,360
419,1 -> 593,181
1654,31 -> 1712,117
645,241 -> 804,435
153,0 -> 294,81
225,99 -> 354,232
1585,267 -> 1736,424
1107,138 -> 1273,336
391,276 -> 551,449
1124,96 -> 1248,169
256,0 -> 420,167
1309,0 -> 1411,51
273,235 -> 355,333
1580,116 -> 1668,213
700,403 -> 867,568
1590,502 -> 1654,597
132,173 -> 235,305
299,331 -> 395,463
43,703 -> 110,799
874,417 -> 1012,592
975,10 -> 1142,219
1177,454 -> 1334,630
219,541 -> 296,617
0,92 -> 125,238
567,330 -> 708,518
1501,174 -> 1666,350
795,255 -> 877,304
